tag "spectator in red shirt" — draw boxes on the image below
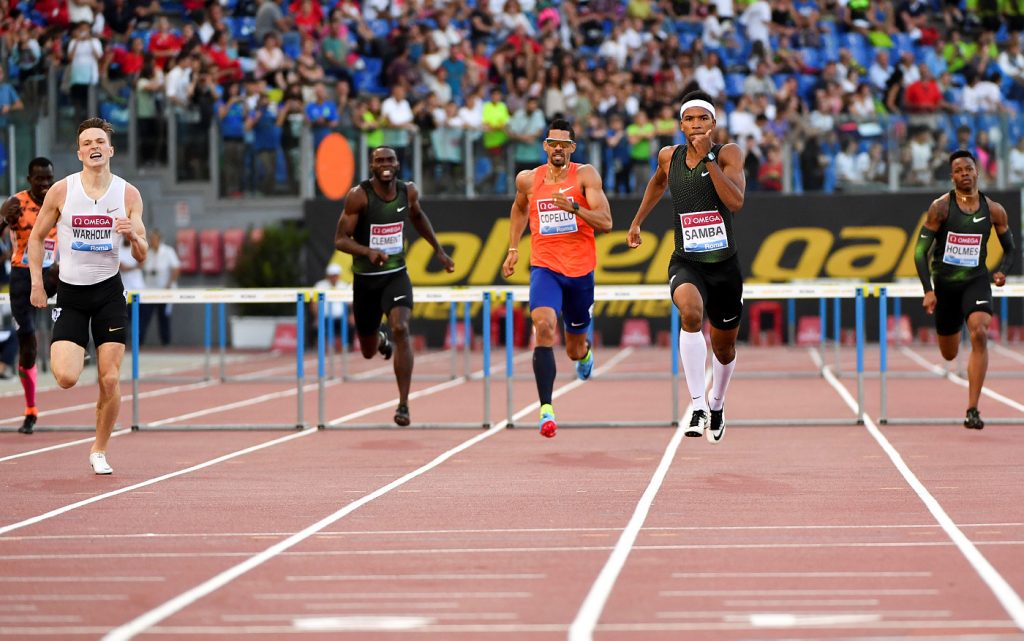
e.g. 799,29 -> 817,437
903,64 -> 952,115
291,0 -> 323,40
107,36 -> 146,79
148,16 -> 183,70
202,30 -> 243,83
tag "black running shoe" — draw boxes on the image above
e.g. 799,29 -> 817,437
707,408 -> 725,443
394,403 -> 410,426
685,409 -> 708,437
964,407 -> 984,430
377,327 -> 393,360
18,414 -> 37,435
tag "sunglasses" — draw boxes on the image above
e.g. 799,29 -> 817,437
544,138 -> 575,149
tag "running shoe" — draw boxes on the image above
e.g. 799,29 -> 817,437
89,452 -> 113,475
707,408 -> 726,443
575,345 -> 594,381
539,403 -> 557,438
685,409 -> 708,437
964,407 -> 984,430
377,327 -> 393,360
394,403 -> 410,426
18,413 -> 37,435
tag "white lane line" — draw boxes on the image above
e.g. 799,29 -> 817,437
1,380 -> 215,425
662,589 -> 939,596
7,521 -> 1019,541
823,364 -> 1024,630
0,577 -> 162,582
0,431 -> 131,463
990,342 -> 1024,365
286,573 -> 545,582
256,591 -> 531,600
100,349 -> 631,641
0,369 -> 480,536
672,571 -> 931,578
567,366 -> 706,641
898,346 -> 1024,413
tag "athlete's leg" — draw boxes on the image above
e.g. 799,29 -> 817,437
937,333 -> 960,361
531,305 -> 559,403
674,282 -> 708,413
708,327 -> 739,412
93,342 -> 125,454
50,341 -> 86,389
352,276 -> 385,359
387,305 -> 412,408
965,310 -> 990,411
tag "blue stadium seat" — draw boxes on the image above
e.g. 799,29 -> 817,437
975,112 -> 1000,137
282,30 -> 301,58
891,32 -> 914,56
796,74 -> 819,101
1008,114 -> 1024,142
798,47 -> 821,71
99,101 -> 130,130
369,19 -> 391,38
228,16 -> 256,44
725,73 -> 746,98
354,57 -> 386,95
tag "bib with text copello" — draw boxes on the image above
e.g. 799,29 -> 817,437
680,210 -> 728,253
537,198 -> 579,235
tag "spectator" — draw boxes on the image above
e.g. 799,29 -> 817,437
218,81 -> 248,197
998,35 -> 1024,103
66,22 -> 103,125
848,82 -> 877,120
254,0 -> 288,44
120,235 -> 146,334
135,56 -> 164,166
1009,137 -> 1024,184
309,263 -> 353,344
306,82 -> 338,151
868,49 -> 893,92
246,91 -> 279,195
799,135 -> 827,191
321,9 -> 354,83
139,230 -> 181,346
508,95 -> 546,175
626,109 -> 655,192
904,64 -> 951,121
0,67 -> 24,129
961,70 -> 1005,113
740,0 -> 771,49
702,5 -> 731,49
103,0 -> 137,42
255,32 -> 290,88
359,94 -> 384,152
865,141 -> 888,184
149,16 -> 183,70
380,84 -> 416,174
975,129 -> 998,185
480,86 -> 511,193
695,51 -> 726,99
430,101 -> 465,193
743,61 -> 776,99
291,0 -> 323,40
758,144 -> 784,191
277,83 -> 307,194
333,79 -> 359,149
835,138 -> 869,189
296,37 -> 326,99
605,113 -> 631,194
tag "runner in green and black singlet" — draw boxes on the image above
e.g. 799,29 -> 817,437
335,147 -> 455,426
628,90 -> 747,445
915,149 -> 1016,430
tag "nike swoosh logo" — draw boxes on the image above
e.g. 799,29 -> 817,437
393,295 -> 406,301
669,274 -> 676,286
722,315 -> 738,323
106,208 -> 118,213
108,327 -> 123,332
397,206 -> 406,212
973,215 -> 985,223
570,322 -> 585,327
701,171 -> 710,177
920,234 -> 929,238
976,300 -> 989,305
559,187 -> 571,193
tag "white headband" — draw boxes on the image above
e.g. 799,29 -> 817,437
679,99 -> 716,120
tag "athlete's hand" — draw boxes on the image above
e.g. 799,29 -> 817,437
115,217 -> 136,240
1,199 -> 21,227
366,248 -> 388,267
627,224 -> 642,248
690,133 -> 712,159
993,271 -> 1006,287
436,249 -> 455,273
30,283 -> 48,309
502,250 -> 518,278
922,291 -> 937,314
550,192 -> 576,213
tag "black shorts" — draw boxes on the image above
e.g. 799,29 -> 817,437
669,254 -> 744,330
934,275 -> 992,336
51,273 -> 128,348
352,269 -> 413,337
9,266 -> 59,336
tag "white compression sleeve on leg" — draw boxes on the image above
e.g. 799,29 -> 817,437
679,329 -> 709,412
709,352 -> 736,412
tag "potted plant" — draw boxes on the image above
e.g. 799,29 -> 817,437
229,221 -> 309,348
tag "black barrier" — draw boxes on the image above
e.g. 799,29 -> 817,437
305,193 -> 1023,345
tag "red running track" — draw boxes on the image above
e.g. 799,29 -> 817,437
0,345 -> 1022,640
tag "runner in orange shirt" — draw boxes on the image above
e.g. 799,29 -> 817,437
502,118 -> 612,438
0,158 -> 58,434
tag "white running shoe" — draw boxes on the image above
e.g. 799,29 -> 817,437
89,452 -> 113,475
685,409 -> 708,437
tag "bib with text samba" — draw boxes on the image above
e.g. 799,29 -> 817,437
680,210 -> 727,253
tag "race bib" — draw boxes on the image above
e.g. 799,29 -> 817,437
942,232 -> 982,267
370,222 -> 404,255
680,210 -> 727,253
70,214 -> 115,253
42,238 -> 56,267
537,198 -> 578,235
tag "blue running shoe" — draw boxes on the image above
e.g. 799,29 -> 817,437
539,403 -> 557,438
575,346 -> 594,381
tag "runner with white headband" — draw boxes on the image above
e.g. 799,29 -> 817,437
626,90 -> 747,444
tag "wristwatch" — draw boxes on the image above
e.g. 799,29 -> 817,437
705,150 -> 716,163
572,201 -> 580,212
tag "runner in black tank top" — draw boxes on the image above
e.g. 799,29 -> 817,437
628,90 -> 747,444
335,146 -> 455,426
914,150 -> 1016,430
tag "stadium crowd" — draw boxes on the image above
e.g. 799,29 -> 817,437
3,0 -> 1024,196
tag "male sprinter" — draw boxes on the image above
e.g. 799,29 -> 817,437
502,118 -> 613,438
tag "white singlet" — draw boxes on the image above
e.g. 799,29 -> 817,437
57,172 -> 129,286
